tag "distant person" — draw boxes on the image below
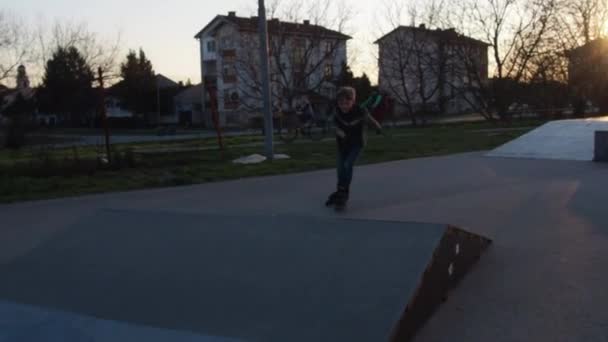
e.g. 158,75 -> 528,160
302,101 -> 314,122
295,97 -> 314,123
325,86 -> 382,211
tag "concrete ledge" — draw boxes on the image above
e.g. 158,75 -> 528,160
593,130 -> 608,162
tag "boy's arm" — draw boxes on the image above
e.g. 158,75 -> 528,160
360,106 -> 382,135
365,109 -> 382,131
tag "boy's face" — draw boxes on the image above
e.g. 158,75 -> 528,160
338,96 -> 355,113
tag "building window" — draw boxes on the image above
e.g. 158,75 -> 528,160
324,41 -> 333,56
324,64 -> 333,79
224,89 -> 239,109
223,56 -> 235,76
293,39 -> 306,67
207,41 -> 216,53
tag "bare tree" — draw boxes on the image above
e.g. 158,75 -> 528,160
557,0 -> 608,45
234,0 -> 352,117
527,0 -> 608,87
442,0 -> 558,119
550,0 -> 608,113
376,0 -> 457,126
0,10 -> 35,86
35,20 -> 122,85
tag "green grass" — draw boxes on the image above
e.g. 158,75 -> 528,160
0,120 -> 541,203
31,127 -> 212,136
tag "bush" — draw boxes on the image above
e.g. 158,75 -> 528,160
111,146 -> 123,169
124,147 -> 136,168
4,121 -> 27,149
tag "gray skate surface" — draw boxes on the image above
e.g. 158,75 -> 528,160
486,117 -> 608,161
1,151 -> 608,341
0,211 -> 445,342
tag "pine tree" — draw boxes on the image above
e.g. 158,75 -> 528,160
38,46 -> 95,125
119,48 -> 156,115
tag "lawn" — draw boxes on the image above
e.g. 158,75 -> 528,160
0,119 -> 544,203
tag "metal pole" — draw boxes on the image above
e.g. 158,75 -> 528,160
97,67 -> 111,163
156,78 -> 161,125
258,0 -> 274,160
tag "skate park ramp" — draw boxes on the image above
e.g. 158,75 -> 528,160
0,209 -> 491,342
486,117 -> 608,161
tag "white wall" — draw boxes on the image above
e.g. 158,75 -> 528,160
105,97 -> 134,118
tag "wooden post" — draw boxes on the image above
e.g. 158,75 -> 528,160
206,86 -> 224,151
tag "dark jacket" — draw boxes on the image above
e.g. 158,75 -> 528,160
333,105 -> 375,149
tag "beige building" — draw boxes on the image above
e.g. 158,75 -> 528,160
376,25 -> 489,116
195,11 -> 350,128
567,38 -> 608,112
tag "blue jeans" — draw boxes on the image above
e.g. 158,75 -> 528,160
337,145 -> 362,189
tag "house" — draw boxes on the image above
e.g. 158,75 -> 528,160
154,74 -> 180,125
103,73 -> 180,126
376,25 -> 489,116
173,83 -> 204,126
0,65 -> 37,125
104,96 -> 134,118
195,11 -> 350,128
147,83 -> 205,127
566,38 -> 608,112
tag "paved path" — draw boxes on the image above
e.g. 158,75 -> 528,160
29,112 -> 523,148
1,152 -> 607,341
34,131 -> 254,148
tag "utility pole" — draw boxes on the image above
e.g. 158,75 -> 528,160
97,67 -> 111,163
258,0 -> 274,160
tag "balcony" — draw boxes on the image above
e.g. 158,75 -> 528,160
223,74 -> 237,83
222,49 -> 236,58
203,54 -> 217,62
203,61 -> 218,75
204,75 -> 218,86
224,101 -> 239,110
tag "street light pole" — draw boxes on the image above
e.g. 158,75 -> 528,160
258,0 -> 274,160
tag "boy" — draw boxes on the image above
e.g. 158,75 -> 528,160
326,87 -> 382,210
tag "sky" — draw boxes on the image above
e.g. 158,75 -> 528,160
5,0 -> 391,85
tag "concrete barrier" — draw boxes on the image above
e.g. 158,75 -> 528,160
593,131 -> 608,162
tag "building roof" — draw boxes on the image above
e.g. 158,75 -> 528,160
0,88 -> 36,112
566,38 -> 608,57
104,74 -> 178,96
174,84 -> 203,103
195,12 -> 351,41
374,25 -> 489,47
155,74 -> 179,89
